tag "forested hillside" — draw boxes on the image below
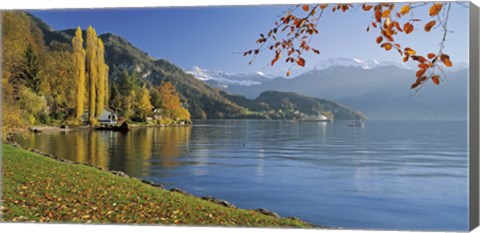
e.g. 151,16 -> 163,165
61,30 -> 246,119
1,11 -> 191,138
221,91 -> 367,120
1,11 -> 367,139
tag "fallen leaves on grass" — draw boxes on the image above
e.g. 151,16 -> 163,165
1,145 -> 311,228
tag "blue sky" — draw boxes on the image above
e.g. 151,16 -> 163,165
29,3 -> 469,74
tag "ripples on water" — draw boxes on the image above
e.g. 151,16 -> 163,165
15,120 -> 468,231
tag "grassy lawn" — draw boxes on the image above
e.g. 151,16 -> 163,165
1,144 -> 312,227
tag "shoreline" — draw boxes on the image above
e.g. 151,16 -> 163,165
3,140 -> 323,228
21,122 -> 192,134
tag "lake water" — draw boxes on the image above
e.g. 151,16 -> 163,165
14,120 -> 469,231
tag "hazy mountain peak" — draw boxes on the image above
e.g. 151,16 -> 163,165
186,66 -> 275,87
312,57 -> 414,71
311,57 -> 468,73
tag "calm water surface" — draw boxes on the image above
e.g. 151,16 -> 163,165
15,120 -> 468,231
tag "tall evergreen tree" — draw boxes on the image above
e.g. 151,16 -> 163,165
18,45 -> 41,93
86,26 -> 98,123
72,27 -> 86,121
108,82 -> 122,114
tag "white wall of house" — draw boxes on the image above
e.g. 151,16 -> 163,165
82,108 -> 118,124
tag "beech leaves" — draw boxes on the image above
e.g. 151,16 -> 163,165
244,2 -> 454,87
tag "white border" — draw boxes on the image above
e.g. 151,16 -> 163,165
0,0 -> 478,233
0,0 -> 475,10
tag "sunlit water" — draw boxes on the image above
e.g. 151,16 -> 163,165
15,120 -> 468,231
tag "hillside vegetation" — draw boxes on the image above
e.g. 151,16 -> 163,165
61,30 -> 246,119
221,91 -> 367,120
1,11 -> 191,139
1,11 -> 367,139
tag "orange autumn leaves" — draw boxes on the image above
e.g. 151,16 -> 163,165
362,2 -> 453,89
424,21 -> 436,32
245,2 -> 455,90
429,3 -> 443,16
243,3 -> 328,76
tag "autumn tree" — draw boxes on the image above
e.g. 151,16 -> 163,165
158,81 -> 191,122
173,107 -> 191,123
18,87 -> 47,124
73,27 -> 86,121
245,2 -> 461,91
42,45 -> 75,120
158,81 -> 182,119
2,12 -> 45,138
95,38 -> 108,118
2,12 -> 110,138
69,25 -> 110,124
136,83 -> 154,120
104,65 -> 110,106
86,26 -> 98,123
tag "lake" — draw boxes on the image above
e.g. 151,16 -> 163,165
14,120 -> 469,231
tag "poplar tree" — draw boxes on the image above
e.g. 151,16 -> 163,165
104,65 -> 109,107
95,38 -> 108,117
86,26 -> 97,123
72,27 -> 86,121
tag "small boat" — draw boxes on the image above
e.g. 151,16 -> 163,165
95,122 -> 130,132
347,120 -> 364,128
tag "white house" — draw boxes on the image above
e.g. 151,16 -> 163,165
83,108 -> 118,125
152,108 -> 163,120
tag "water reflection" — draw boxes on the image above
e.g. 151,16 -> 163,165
155,127 -> 191,169
13,120 -> 468,231
15,126 -> 192,178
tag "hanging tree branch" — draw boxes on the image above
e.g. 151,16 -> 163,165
244,2 -> 455,90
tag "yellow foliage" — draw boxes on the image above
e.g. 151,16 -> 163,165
73,27 -> 86,121
157,82 -> 191,123
95,38 -> 108,118
86,26 -> 98,123
2,103 -> 25,139
158,81 -> 182,115
173,107 -> 191,122
136,84 -> 154,120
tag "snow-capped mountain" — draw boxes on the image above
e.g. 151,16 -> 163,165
188,57 -> 468,120
187,58 -> 468,87
313,57 -> 468,73
186,66 -> 276,88
312,57 -> 415,71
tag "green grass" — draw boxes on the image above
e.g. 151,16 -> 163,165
1,144 -> 313,227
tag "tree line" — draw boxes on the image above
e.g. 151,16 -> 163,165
72,26 -> 108,124
1,12 -> 190,139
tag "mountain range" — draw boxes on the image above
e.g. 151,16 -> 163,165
186,66 -> 275,88
188,58 -> 468,120
25,12 -> 365,120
